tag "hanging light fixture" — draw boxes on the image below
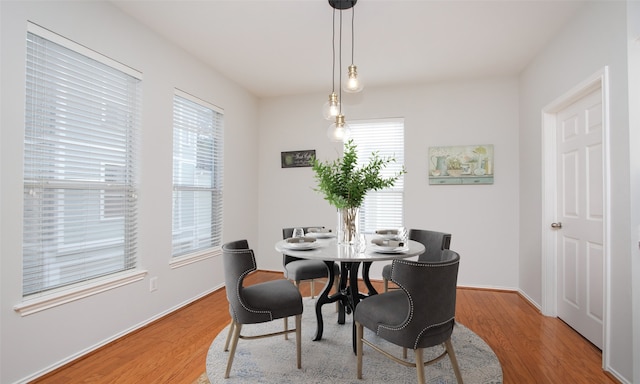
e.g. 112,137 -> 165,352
322,8 -> 340,120
327,113 -> 350,142
343,4 -> 363,93
325,0 -> 358,141
322,92 -> 340,120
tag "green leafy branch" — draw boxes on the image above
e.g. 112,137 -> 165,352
311,140 -> 406,209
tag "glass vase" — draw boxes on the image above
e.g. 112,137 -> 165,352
337,207 -> 360,246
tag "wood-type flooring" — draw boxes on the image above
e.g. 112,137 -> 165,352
32,271 -> 617,384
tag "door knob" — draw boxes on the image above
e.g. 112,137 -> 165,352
551,222 -> 562,229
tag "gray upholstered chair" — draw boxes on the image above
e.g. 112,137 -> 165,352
221,239 -> 303,378
382,229 -> 451,292
282,227 -> 340,298
355,250 -> 463,384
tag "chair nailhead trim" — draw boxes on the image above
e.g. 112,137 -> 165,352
378,258 -> 459,349
225,247 -> 273,321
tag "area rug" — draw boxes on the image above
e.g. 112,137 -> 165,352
205,298 -> 502,383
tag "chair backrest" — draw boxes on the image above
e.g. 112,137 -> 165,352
282,226 -> 324,266
383,249 -> 460,349
221,239 -> 272,324
409,229 -> 451,262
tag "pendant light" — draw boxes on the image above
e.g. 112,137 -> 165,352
322,9 -> 340,120
325,0 -> 358,141
327,4 -> 351,142
327,113 -> 350,142
343,6 -> 363,93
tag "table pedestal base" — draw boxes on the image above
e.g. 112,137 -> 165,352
313,260 -> 378,352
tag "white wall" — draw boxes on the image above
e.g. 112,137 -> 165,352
626,1 -> 640,381
519,2 -> 633,381
0,2 -> 258,383
257,78 -> 520,289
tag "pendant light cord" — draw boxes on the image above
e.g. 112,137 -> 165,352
339,9 -> 343,115
350,6 -> 355,65
331,8 -> 336,94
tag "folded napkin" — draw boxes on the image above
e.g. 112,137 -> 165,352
286,236 -> 316,244
371,238 -> 405,247
375,229 -> 398,235
307,227 -> 332,233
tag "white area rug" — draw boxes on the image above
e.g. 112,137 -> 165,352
206,298 -> 502,383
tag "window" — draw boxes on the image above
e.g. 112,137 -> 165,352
348,119 -> 405,233
23,24 -> 141,297
172,91 -> 224,258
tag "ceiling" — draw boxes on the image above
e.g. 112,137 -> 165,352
110,0 -> 586,99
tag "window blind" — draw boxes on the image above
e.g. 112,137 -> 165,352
172,91 -> 224,257
23,26 -> 141,297
348,119 -> 405,233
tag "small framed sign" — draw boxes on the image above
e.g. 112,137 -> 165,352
281,149 -> 316,168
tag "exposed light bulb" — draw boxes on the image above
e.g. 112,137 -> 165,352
327,114 -> 351,142
322,92 -> 341,120
343,65 -> 363,93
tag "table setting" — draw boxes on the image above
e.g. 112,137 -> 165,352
281,235 -> 324,251
278,226 -> 415,257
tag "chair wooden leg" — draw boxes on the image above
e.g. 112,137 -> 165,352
383,278 -> 389,293
403,347 -> 407,359
223,320 -> 235,352
310,279 -> 315,298
445,339 -> 464,383
224,321 -> 242,378
356,322 -> 364,379
295,314 -> 302,369
284,317 -> 289,340
415,347 -> 425,384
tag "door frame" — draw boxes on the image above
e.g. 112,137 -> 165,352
541,67 -> 610,367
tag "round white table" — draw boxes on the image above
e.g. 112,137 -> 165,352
275,237 -> 425,351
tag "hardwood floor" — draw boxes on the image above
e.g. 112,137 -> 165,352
32,271 -> 617,384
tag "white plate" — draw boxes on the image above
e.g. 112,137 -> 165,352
368,244 -> 409,254
281,241 -> 323,251
306,232 -> 336,239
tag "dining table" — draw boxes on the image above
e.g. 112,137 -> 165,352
275,236 -> 425,352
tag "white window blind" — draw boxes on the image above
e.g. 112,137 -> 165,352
23,25 -> 141,297
348,119 -> 405,233
172,91 -> 224,257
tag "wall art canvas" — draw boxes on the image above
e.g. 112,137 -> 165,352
428,144 -> 494,185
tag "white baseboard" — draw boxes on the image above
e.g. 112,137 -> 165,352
15,284 -> 224,384
516,289 -> 542,312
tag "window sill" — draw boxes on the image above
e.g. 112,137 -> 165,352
170,247 -> 220,269
14,270 -> 148,316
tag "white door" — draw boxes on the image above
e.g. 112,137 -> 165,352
554,88 -> 604,349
